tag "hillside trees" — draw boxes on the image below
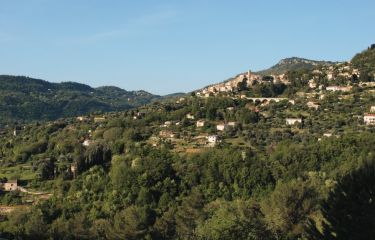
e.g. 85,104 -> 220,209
307,160 -> 375,240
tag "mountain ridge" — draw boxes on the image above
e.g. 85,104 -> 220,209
0,75 -> 160,125
255,57 -> 337,75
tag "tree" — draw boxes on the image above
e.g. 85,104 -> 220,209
197,200 -> 274,240
306,161 -> 375,240
262,180 -> 318,238
237,78 -> 248,91
108,205 -> 155,239
175,188 -> 205,239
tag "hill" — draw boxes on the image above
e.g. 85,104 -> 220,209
0,79 -> 374,239
0,45 -> 374,239
351,45 -> 375,81
0,75 -> 159,125
256,57 -> 336,75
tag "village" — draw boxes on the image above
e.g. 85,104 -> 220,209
0,53 -> 374,223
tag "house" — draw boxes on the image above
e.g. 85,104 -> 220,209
94,117 -> 106,123
216,123 -> 228,131
136,112 -> 147,117
82,139 -> 92,147
186,113 -> 195,120
70,164 -> 77,178
308,79 -> 317,89
364,114 -> 375,126
286,118 -> 302,125
323,133 -> 333,137
370,106 -> 375,113
159,130 -> 176,139
76,116 -> 88,121
196,120 -> 205,127
13,129 -> 19,137
327,72 -> 334,80
207,135 -> 218,143
307,101 -> 320,110
326,86 -> 352,92
228,122 -> 237,127
176,97 -> 186,103
3,180 -> 18,191
163,121 -> 172,127
207,135 -> 220,147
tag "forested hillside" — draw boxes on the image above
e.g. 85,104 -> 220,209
0,75 -> 159,125
256,57 -> 335,75
0,46 -> 374,239
352,45 -> 375,81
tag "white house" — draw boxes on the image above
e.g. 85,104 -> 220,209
364,114 -> 375,126
216,123 -> 228,131
159,130 -> 176,138
163,121 -> 172,127
326,86 -> 352,92
370,106 -> 375,113
196,120 -> 205,127
228,122 -> 237,127
327,72 -> 334,80
186,113 -> 195,120
207,135 -> 220,147
286,118 -> 302,125
307,101 -> 320,110
94,117 -> 106,123
76,116 -> 88,121
207,135 -> 218,143
2,180 -> 18,191
13,128 -> 20,137
82,139 -> 92,147
308,79 -> 317,89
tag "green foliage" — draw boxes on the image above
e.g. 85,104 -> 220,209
0,75 -> 374,239
197,200 -> 273,240
352,46 -> 375,81
0,75 -> 159,125
306,160 -> 375,240
256,57 -> 335,75
262,180 -> 318,238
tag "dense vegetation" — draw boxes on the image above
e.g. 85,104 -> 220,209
0,75 -> 160,125
352,47 -> 375,82
0,46 -> 374,239
256,57 -> 335,75
0,84 -> 373,239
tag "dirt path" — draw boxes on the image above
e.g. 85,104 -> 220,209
17,186 -> 47,195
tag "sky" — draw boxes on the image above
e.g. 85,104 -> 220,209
0,0 -> 374,95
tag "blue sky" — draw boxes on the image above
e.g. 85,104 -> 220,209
0,0 -> 374,95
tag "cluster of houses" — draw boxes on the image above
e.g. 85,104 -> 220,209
76,116 -> 107,123
195,60 -> 372,100
196,70 -> 290,97
324,64 -> 360,81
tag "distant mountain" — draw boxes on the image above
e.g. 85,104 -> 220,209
256,57 -> 336,75
0,75 -> 160,125
161,92 -> 187,99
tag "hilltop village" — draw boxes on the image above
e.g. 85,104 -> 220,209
0,46 -> 374,239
